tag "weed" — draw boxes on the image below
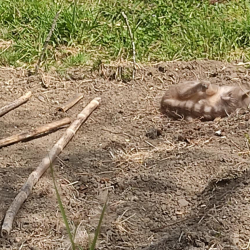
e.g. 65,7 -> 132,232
64,52 -> 90,67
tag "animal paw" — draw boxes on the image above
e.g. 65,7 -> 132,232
201,83 -> 209,91
200,81 -> 211,92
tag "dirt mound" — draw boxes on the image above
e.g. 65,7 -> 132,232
1,60 -> 250,249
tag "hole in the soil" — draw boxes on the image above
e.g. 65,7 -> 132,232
215,178 -> 232,187
209,71 -> 218,77
158,66 -> 166,73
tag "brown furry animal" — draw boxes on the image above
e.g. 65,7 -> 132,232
160,80 -> 250,121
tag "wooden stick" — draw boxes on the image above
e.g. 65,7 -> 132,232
0,117 -> 71,148
121,11 -> 136,80
0,91 -> 32,117
1,97 -> 101,237
57,93 -> 84,112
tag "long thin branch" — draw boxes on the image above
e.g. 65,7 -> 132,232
1,97 -> 101,237
0,117 -> 71,148
35,10 -> 61,74
121,11 -> 136,79
0,91 -> 32,117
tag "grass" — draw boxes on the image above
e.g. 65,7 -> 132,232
0,0 -> 250,69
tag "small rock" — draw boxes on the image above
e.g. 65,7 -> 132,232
37,95 -> 45,102
214,117 -> 221,122
238,67 -> 246,73
131,196 -> 139,202
14,237 -> 21,243
232,233 -> 240,245
172,216 -> 177,221
230,72 -> 238,79
161,204 -> 167,211
215,130 -> 222,136
178,198 -> 189,207
65,75 -> 72,81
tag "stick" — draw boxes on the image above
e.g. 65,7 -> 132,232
1,97 -> 101,237
0,117 -> 71,148
35,10 -> 61,74
121,11 -> 136,80
57,93 -> 84,112
0,91 -> 32,117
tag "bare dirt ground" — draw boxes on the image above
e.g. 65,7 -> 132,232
1,60 -> 250,250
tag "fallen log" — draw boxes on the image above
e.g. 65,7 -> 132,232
0,91 -> 32,117
1,97 -> 101,237
0,117 -> 71,148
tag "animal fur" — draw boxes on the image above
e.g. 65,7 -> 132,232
160,80 -> 250,121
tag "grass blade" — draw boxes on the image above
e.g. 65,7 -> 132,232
50,164 -> 76,250
72,0 -> 78,34
89,196 -> 108,250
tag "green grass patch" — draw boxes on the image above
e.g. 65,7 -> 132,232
0,0 -> 250,69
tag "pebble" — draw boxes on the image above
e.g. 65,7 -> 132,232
178,198 -> 189,207
215,130 -> 222,136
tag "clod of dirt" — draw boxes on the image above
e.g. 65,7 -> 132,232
68,73 -> 85,81
146,127 -> 162,139
175,133 -> 190,143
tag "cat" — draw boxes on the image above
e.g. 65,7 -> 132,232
160,80 -> 250,121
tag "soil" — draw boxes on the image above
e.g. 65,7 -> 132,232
1,60 -> 250,250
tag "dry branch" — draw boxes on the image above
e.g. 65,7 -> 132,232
0,91 -> 32,117
1,97 -> 101,237
121,11 -> 136,79
0,117 -> 71,148
57,93 -> 84,112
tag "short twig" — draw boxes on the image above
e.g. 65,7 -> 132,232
121,11 -> 136,80
57,93 -> 84,112
35,10 -> 61,74
0,91 -> 32,117
145,140 -> 156,148
0,117 -> 71,148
